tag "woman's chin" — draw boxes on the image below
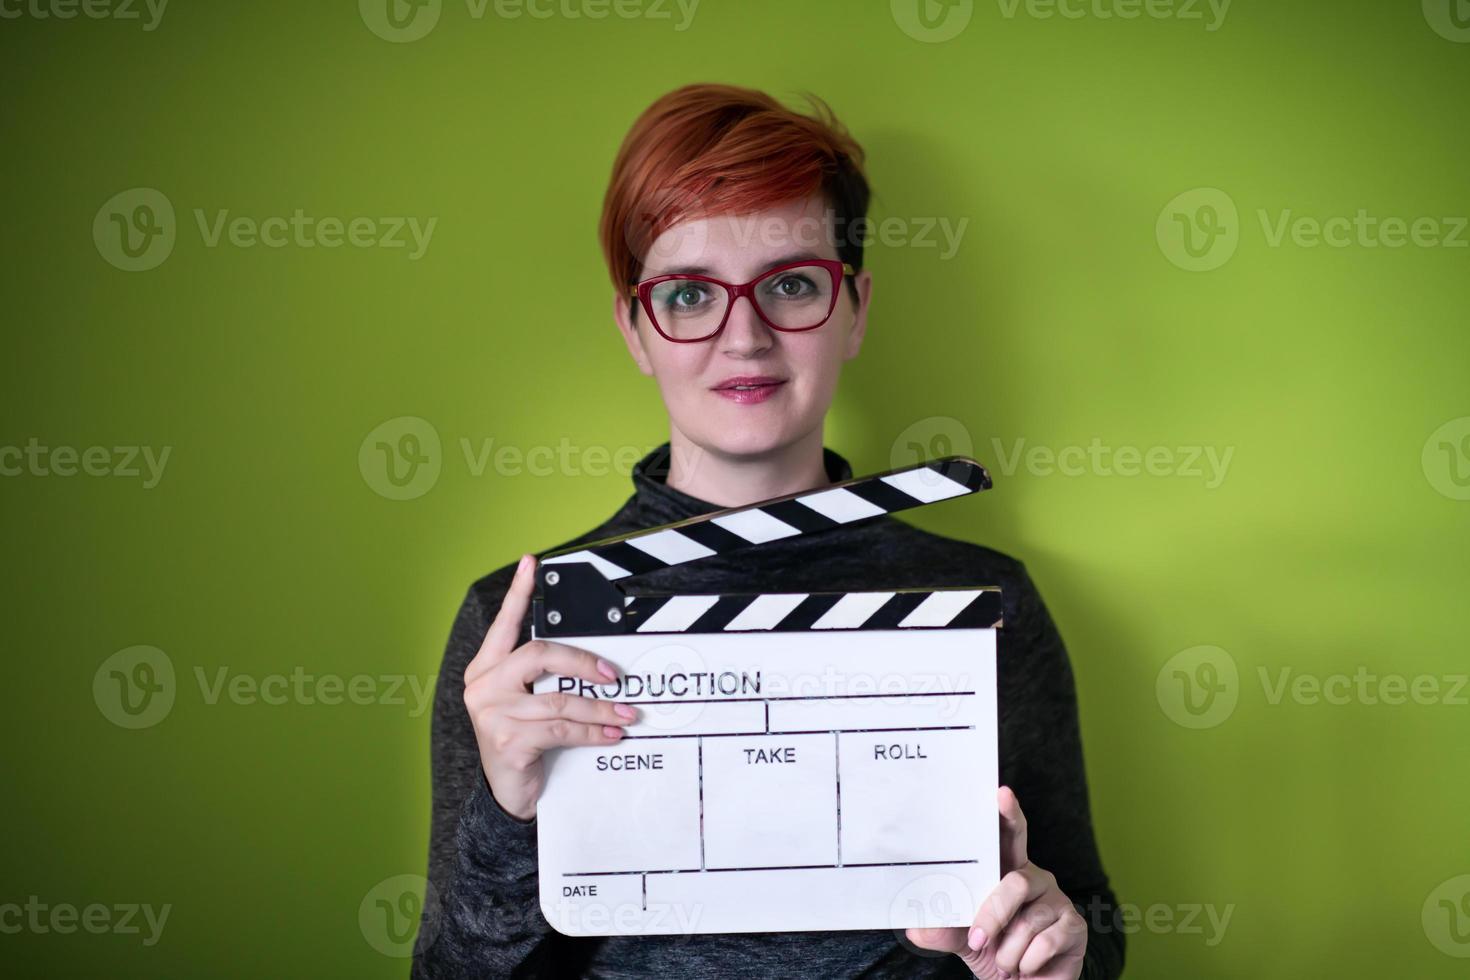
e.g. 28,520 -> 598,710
686,420 -> 803,460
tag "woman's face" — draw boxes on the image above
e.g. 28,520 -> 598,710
614,193 -> 872,461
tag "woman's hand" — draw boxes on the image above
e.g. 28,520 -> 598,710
906,786 -> 1089,979
463,554 -> 638,822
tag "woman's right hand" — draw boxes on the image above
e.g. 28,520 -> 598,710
463,553 -> 638,822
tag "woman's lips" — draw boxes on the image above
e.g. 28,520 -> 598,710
711,376 -> 787,404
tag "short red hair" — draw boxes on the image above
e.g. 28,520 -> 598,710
599,83 -> 870,294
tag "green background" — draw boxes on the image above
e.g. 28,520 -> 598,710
3,0 -> 1468,976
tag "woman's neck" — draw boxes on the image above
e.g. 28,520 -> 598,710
664,426 -> 831,508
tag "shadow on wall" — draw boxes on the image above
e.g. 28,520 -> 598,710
835,125 -> 1022,540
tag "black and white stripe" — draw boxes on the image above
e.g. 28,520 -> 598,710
614,588 -> 1003,634
541,457 -> 991,582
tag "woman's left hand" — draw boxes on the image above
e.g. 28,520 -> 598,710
906,786 -> 1089,979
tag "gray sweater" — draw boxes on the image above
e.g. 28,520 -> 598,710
411,445 -> 1125,979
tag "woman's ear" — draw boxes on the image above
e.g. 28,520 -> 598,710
842,267 -> 873,361
613,292 -> 655,376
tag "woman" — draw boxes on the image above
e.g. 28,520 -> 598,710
413,83 -> 1124,980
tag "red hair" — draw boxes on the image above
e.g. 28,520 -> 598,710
599,83 -> 871,294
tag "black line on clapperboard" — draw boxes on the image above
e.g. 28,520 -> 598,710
834,731 -> 842,868
641,873 -> 646,911
564,860 -> 980,877
616,691 -> 977,706
697,736 -> 705,872
624,725 -> 974,741
617,690 -> 978,740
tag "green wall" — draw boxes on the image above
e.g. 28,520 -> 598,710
3,1 -> 1467,976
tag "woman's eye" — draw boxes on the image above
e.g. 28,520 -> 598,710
658,282 -> 712,311
767,274 -> 816,299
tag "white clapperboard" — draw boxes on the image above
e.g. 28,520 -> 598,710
530,456 -> 1003,937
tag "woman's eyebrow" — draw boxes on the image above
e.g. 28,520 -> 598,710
649,252 -> 829,279
760,251 -> 826,271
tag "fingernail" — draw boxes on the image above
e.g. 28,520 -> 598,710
597,659 -> 619,681
517,554 -> 532,575
602,725 -> 623,739
967,926 -> 986,951
613,703 -> 637,720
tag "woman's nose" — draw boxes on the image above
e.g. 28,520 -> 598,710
719,295 -> 774,356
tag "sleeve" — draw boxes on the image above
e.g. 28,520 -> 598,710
997,563 -> 1126,980
410,581 -> 589,978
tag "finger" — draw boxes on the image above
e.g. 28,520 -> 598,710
904,926 -> 967,955
466,554 -> 537,684
520,717 -> 628,751
505,640 -> 618,690
505,690 -> 639,727
1017,909 -> 1089,976
968,866 -> 1051,954
908,926 -> 1004,980
991,899 -> 1061,976
998,785 -> 1028,873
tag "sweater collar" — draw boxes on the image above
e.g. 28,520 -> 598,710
628,442 -> 854,527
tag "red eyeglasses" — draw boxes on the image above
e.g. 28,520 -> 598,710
630,258 -> 856,343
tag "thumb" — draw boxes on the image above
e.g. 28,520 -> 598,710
905,925 -> 968,954
906,927 -> 1004,979
465,554 -> 536,685
998,785 -> 1029,873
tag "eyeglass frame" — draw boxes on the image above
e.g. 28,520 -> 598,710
628,257 -> 857,343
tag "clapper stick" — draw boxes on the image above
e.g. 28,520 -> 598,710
534,456 -> 998,638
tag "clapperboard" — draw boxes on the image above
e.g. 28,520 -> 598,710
531,456 -> 1003,936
